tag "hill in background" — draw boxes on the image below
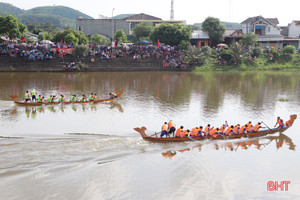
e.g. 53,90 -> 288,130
0,3 -> 93,28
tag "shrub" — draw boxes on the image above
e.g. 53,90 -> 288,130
220,48 -> 233,62
251,47 -> 262,58
282,45 -> 296,55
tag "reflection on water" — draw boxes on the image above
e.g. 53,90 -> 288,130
0,101 -> 123,120
162,133 -> 295,159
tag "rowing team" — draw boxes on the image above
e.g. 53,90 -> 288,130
160,117 -> 285,138
25,90 -> 118,103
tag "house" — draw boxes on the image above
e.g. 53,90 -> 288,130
76,13 -> 186,39
190,31 -> 210,47
288,20 -> 300,38
224,29 -> 244,45
241,16 -> 284,48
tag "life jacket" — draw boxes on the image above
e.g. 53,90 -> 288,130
162,124 -> 168,131
168,121 -> 175,128
89,95 -> 94,100
180,130 -> 188,138
277,119 -> 284,126
47,97 -> 52,102
31,90 -> 36,96
59,96 -> 63,102
25,93 -> 30,99
191,128 -> 198,136
246,126 -> 252,132
239,126 -> 246,134
204,126 -> 210,133
219,125 -> 226,133
252,124 -> 261,132
247,122 -> 252,127
211,128 -> 218,135
81,96 -> 87,101
225,127 -> 233,135
37,97 -> 42,103
233,125 -> 240,133
175,128 -> 183,137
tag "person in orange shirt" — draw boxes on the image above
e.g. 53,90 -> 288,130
168,120 -> 176,136
239,124 -> 247,134
175,126 -> 184,138
198,126 -> 204,137
180,129 -> 189,138
246,121 -> 253,128
233,124 -> 240,133
274,116 -> 284,128
251,122 -> 264,132
204,124 -> 213,136
225,125 -> 234,136
211,128 -> 220,138
191,127 -> 198,137
161,122 -> 169,138
219,124 -> 226,134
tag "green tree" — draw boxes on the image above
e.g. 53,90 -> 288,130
202,17 -> 225,47
114,29 -> 127,43
0,15 -> 27,39
240,32 -> 258,49
73,44 -> 89,58
64,32 -> 78,45
133,22 -> 153,41
37,32 -> 53,41
230,42 -> 244,64
178,40 -> 191,50
91,34 -> 104,46
53,28 -> 87,45
150,23 -> 191,46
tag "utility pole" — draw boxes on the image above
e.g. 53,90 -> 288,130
170,0 -> 174,20
111,8 -> 115,47
34,8 -> 36,29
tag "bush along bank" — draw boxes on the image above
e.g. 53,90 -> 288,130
183,44 -> 300,71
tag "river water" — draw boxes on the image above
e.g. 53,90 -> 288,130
0,71 -> 299,200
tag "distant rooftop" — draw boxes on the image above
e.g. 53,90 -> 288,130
112,14 -> 136,19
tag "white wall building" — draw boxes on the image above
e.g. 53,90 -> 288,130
288,21 -> 300,38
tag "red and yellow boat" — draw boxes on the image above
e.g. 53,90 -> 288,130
134,114 -> 297,143
9,89 -> 123,106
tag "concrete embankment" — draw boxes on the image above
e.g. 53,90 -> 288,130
0,56 -> 187,72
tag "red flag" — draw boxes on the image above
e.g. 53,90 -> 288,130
61,39 -> 63,47
259,42 -> 261,47
13,37 -> 15,45
198,41 -> 201,48
157,40 -> 160,48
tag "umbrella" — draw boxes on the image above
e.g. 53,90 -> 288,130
138,40 -> 150,45
40,40 -> 54,44
217,43 -> 227,47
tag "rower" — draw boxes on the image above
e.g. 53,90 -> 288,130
81,94 -> 87,102
47,95 -> 53,103
25,91 -> 31,102
93,94 -> 97,100
251,122 -> 263,132
161,122 -> 169,137
274,116 -> 284,128
89,93 -> 94,101
198,126 -> 204,137
204,124 -> 213,136
239,124 -> 247,134
219,124 -> 226,134
233,124 -> 240,134
246,121 -> 253,128
225,125 -> 234,136
110,92 -> 117,98
31,89 -> 37,102
168,120 -> 176,136
58,95 -> 65,103
180,129 -> 189,138
37,95 -> 43,103
211,128 -> 220,138
175,126 -> 183,138
70,95 -> 77,102
191,127 -> 198,137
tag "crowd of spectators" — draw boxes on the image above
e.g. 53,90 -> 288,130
0,43 -> 189,69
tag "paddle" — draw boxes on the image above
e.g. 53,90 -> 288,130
262,121 -> 272,131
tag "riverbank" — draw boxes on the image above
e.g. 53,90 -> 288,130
0,56 -> 189,72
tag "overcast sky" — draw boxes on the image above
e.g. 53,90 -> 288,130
1,0 -> 299,26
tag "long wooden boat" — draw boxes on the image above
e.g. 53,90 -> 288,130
9,89 -> 123,106
134,114 -> 297,143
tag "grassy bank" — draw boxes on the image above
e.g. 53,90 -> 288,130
194,54 -> 300,71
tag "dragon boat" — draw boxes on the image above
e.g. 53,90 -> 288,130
9,89 -> 123,106
134,114 -> 297,143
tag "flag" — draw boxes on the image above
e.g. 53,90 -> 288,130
198,41 -> 201,48
61,39 -> 63,47
259,42 -> 261,47
157,40 -> 160,48
13,37 -> 15,45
